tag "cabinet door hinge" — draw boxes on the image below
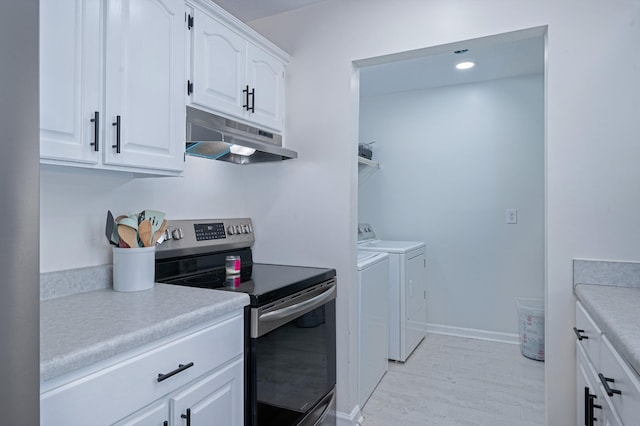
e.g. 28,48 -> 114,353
187,80 -> 193,95
187,13 -> 194,30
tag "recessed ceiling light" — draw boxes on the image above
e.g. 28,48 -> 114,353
456,61 -> 475,70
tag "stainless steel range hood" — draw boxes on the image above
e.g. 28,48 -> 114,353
185,106 -> 297,164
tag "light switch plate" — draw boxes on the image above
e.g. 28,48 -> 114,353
506,209 -> 518,224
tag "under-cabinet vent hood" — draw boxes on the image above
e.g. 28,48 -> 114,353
185,106 -> 297,164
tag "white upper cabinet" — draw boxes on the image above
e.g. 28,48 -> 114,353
188,0 -> 288,132
40,0 -> 102,164
103,0 -> 185,172
40,0 -> 186,175
192,10 -> 246,118
246,43 -> 285,131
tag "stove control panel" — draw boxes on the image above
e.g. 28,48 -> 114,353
194,223 -> 227,241
156,218 -> 255,259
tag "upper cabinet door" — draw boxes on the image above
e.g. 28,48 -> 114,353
103,0 -> 185,172
191,9 -> 246,118
40,0 -> 102,164
187,2 -> 287,133
246,43 -> 285,132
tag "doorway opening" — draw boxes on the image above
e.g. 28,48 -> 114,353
355,26 -> 547,355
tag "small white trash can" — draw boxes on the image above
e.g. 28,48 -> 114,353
516,298 -> 544,361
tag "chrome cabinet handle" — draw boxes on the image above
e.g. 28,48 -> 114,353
573,327 -> 588,340
90,111 -> 99,151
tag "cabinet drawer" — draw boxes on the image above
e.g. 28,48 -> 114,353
41,313 -> 243,426
576,301 -> 602,367
599,335 -> 640,423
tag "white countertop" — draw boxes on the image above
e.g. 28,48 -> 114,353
575,284 -> 640,376
40,283 -> 249,382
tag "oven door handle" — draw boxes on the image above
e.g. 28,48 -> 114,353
260,285 -> 336,323
298,387 -> 336,426
314,389 -> 335,425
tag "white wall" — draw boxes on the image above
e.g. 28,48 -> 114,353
359,75 -> 544,339
40,157 -> 245,272
248,1 -> 640,424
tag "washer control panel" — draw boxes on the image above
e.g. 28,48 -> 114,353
357,223 -> 376,241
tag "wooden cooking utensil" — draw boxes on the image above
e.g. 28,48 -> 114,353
117,223 -> 139,248
138,220 -> 152,247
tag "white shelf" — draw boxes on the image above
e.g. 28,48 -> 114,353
358,156 -> 380,179
358,156 -> 380,168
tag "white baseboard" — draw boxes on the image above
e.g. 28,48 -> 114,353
426,323 -> 519,345
337,404 -> 362,426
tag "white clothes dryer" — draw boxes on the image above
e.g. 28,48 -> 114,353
357,251 -> 389,408
358,223 -> 427,362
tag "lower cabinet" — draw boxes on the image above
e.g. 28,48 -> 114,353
112,400 -> 169,426
577,343 -> 622,426
171,358 -> 243,426
575,301 -> 639,426
41,312 -> 244,426
113,358 -> 243,426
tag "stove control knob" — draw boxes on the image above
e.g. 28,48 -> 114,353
172,228 -> 183,240
235,225 -> 241,234
164,229 -> 172,240
247,224 -> 253,233
227,226 -> 235,235
242,224 -> 249,234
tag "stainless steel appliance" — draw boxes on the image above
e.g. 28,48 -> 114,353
155,218 -> 336,426
186,106 -> 298,164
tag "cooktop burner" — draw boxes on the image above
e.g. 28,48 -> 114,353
159,262 -> 335,306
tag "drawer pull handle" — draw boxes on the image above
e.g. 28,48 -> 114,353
598,373 -> 622,397
181,408 -> 191,426
573,327 -> 588,340
157,362 -> 194,382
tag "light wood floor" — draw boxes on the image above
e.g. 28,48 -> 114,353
360,333 -> 545,426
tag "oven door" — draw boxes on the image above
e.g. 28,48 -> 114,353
248,280 -> 337,426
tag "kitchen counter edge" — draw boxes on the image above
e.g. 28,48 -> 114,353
40,283 -> 249,382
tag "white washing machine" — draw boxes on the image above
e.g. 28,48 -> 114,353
358,223 -> 427,362
357,251 -> 389,408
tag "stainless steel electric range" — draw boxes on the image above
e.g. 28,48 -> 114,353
155,218 -> 337,426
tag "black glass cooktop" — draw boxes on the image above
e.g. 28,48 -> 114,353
156,249 -> 335,307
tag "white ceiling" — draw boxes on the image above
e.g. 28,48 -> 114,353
208,1 -> 544,98
210,0 -> 326,22
360,35 -> 544,97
